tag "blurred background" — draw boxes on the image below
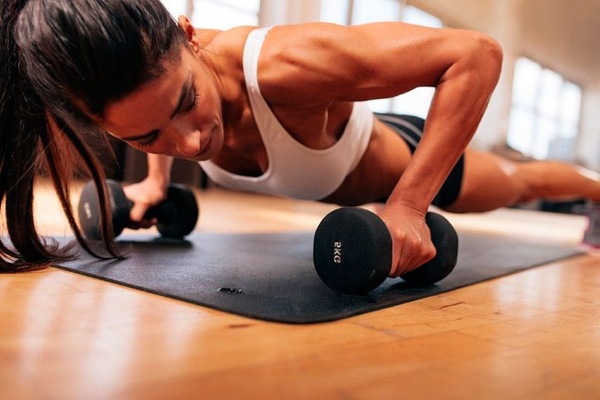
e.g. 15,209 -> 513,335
107,0 -> 600,213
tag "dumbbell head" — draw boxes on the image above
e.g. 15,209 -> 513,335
78,179 -> 131,240
400,213 -> 458,284
154,184 -> 199,239
313,207 -> 392,294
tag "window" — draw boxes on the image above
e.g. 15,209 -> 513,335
320,0 -> 443,118
192,0 -> 259,29
161,0 -> 189,19
162,0 -> 260,29
320,0 -> 350,25
507,57 -> 581,161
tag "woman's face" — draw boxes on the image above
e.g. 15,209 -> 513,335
101,46 -> 224,162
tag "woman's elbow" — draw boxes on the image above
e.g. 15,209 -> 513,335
470,32 -> 503,84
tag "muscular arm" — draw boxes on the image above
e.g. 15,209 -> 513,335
263,22 -> 502,210
346,23 -> 502,213
261,22 -> 503,274
372,25 -> 502,275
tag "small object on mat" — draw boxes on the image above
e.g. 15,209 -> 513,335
54,232 -> 581,324
313,207 -> 458,294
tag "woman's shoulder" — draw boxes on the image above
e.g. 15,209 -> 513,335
257,23 -> 368,107
198,23 -> 363,107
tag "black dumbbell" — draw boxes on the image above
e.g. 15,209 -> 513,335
77,179 -> 199,240
313,207 -> 458,294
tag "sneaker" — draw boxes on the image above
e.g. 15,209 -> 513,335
582,203 -> 600,249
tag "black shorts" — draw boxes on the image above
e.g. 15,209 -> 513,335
375,113 -> 464,209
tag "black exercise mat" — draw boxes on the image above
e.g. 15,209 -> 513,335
54,232 -> 581,324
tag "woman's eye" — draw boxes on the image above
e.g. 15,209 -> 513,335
137,134 -> 159,149
182,93 -> 200,114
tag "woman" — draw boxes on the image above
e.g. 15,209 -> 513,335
2,0 -> 599,273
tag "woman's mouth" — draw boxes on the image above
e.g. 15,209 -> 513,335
196,128 -> 214,159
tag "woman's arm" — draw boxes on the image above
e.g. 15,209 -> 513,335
261,22 -> 503,275
262,23 -> 501,205
345,22 -> 502,209
351,23 -> 502,276
146,153 -> 174,188
123,153 -> 173,227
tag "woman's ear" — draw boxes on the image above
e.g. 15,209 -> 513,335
177,16 -> 199,51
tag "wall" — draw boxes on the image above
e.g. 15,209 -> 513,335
578,88 -> 600,169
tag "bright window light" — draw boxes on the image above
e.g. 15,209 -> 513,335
319,0 -> 443,118
161,0 -> 188,18
507,57 -> 581,161
403,5 -> 443,28
352,0 -> 401,24
192,0 -> 259,29
162,0 -> 260,29
320,0 -> 350,25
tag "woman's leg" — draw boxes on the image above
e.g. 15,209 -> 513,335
445,148 -> 600,213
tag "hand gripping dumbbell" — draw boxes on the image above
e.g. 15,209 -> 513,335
77,179 -> 199,240
313,207 -> 459,294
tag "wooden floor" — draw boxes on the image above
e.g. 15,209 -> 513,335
2,181 -> 600,400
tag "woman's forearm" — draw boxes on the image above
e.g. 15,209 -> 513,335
146,153 -> 174,188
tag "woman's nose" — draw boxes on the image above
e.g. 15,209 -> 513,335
172,127 -> 202,158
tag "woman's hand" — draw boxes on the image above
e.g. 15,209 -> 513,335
122,177 -> 169,229
377,204 -> 436,277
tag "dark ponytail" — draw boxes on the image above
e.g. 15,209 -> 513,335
0,0 -> 186,271
0,0 -> 118,271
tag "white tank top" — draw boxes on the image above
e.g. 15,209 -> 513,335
199,27 -> 373,200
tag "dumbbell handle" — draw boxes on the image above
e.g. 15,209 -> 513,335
132,199 -> 176,222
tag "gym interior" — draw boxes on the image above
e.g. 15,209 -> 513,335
3,0 -> 600,399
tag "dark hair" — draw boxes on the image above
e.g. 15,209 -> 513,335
0,0 -> 187,271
